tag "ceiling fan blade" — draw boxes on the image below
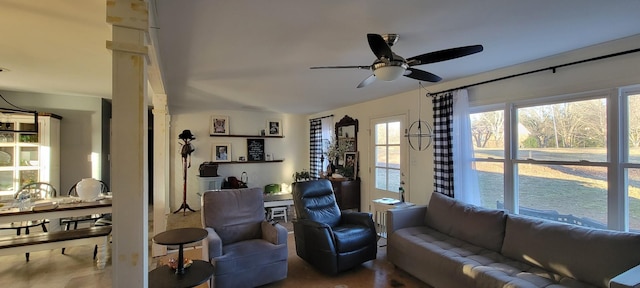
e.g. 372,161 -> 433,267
405,68 -> 442,82
367,34 -> 393,60
357,74 -> 376,88
310,65 -> 370,70
407,45 -> 483,66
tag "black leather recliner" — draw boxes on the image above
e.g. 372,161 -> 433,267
292,179 -> 377,275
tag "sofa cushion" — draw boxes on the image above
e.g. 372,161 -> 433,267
502,214 -> 640,287
214,239 -> 287,275
425,192 -> 507,252
389,226 -> 597,288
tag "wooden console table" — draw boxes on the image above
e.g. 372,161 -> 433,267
330,179 -> 360,211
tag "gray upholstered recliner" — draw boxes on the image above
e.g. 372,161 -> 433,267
292,179 -> 377,275
201,187 -> 288,288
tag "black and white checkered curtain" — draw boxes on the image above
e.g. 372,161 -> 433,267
309,119 -> 323,179
433,92 -> 454,197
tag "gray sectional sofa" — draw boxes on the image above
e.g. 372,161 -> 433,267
387,192 -> 640,288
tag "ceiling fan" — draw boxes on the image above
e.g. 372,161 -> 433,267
310,33 -> 483,88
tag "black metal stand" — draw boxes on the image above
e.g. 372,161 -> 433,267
173,156 -> 195,215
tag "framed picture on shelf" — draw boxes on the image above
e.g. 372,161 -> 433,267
212,143 -> 232,162
210,115 -> 230,135
246,139 -> 265,161
266,119 -> 282,136
344,151 -> 358,179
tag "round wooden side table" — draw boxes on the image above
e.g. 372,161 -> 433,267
149,228 -> 214,288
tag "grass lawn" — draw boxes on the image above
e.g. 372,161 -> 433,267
474,148 -> 640,231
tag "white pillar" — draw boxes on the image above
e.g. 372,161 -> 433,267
152,93 -> 170,257
107,1 -> 149,286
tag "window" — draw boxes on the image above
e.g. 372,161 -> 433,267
470,109 -> 505,208
373,119 -> 402,193
624,89 -> 640,232
467,86 -> 640,233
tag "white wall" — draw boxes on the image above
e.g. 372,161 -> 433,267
310,34 -> 640,211
170,110 -> 307,210
0,90 -> 103,193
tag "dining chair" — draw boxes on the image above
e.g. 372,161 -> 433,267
61,179 -> 110,258
0,182 -> 57,261
61,180 -> 110,230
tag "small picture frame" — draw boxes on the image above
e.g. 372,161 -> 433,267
344,151 -> 358,179
212,143 -> 232,162
210,115 -> 230,135
266,119 -> 282,136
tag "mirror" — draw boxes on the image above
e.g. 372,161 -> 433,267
334,115 -> 358,176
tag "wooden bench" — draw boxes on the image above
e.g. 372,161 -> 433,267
0,226 -> 112,269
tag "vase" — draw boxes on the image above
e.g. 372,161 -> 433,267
76,178 -> 102,201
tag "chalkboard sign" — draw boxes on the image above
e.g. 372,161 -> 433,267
247,139 -> 265,161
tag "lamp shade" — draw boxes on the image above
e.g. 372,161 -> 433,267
373,61 -> 408,81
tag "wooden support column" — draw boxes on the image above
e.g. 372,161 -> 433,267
152,93 -> 170,257
107,0 -> 149,286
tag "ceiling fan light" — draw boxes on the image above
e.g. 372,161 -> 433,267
373,62 -> 408,81
374,66 -> 404,81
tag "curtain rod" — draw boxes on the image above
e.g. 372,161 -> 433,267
310,114 -> 334,121
429,47 -> 640,96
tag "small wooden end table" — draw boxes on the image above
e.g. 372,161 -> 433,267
149,228 -> 214,288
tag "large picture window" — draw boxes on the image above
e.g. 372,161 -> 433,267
468,85 -> 640,233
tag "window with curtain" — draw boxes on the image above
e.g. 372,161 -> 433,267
466,85 -> 640,233
309,116 -> 334,179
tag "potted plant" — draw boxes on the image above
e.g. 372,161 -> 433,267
292,169 -> 311,182
324,137 -> 354,176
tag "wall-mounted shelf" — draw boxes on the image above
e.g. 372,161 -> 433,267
209,134 -> 284,138
217,160 -> 284,164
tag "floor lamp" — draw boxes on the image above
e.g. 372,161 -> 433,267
174,129 -> 196,215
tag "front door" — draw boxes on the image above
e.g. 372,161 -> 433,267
370,114 -> 407,202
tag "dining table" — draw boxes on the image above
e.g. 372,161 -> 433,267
0,197 -> 112,232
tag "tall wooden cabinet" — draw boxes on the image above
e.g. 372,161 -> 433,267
331,179 -> 360,211
0,114 -> 60,198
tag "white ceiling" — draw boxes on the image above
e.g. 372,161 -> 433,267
1,1 -> 639,115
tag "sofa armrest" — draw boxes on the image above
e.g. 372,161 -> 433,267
261,220 -> 288,245
610,264 -> 640,288
204,227 -> 222,260
387,205 -> 427,234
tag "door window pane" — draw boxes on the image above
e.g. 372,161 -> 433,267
375,168 -> 387,190
388,169 -> 401,192
517,98 -> 607,162
517,164 -> 607,229
388,146 -> 400,169
376,124 -> 387,145
375,147 -> 387,166
388,122 -> 401,145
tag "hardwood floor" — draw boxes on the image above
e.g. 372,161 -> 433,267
0,211 -> 430,288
